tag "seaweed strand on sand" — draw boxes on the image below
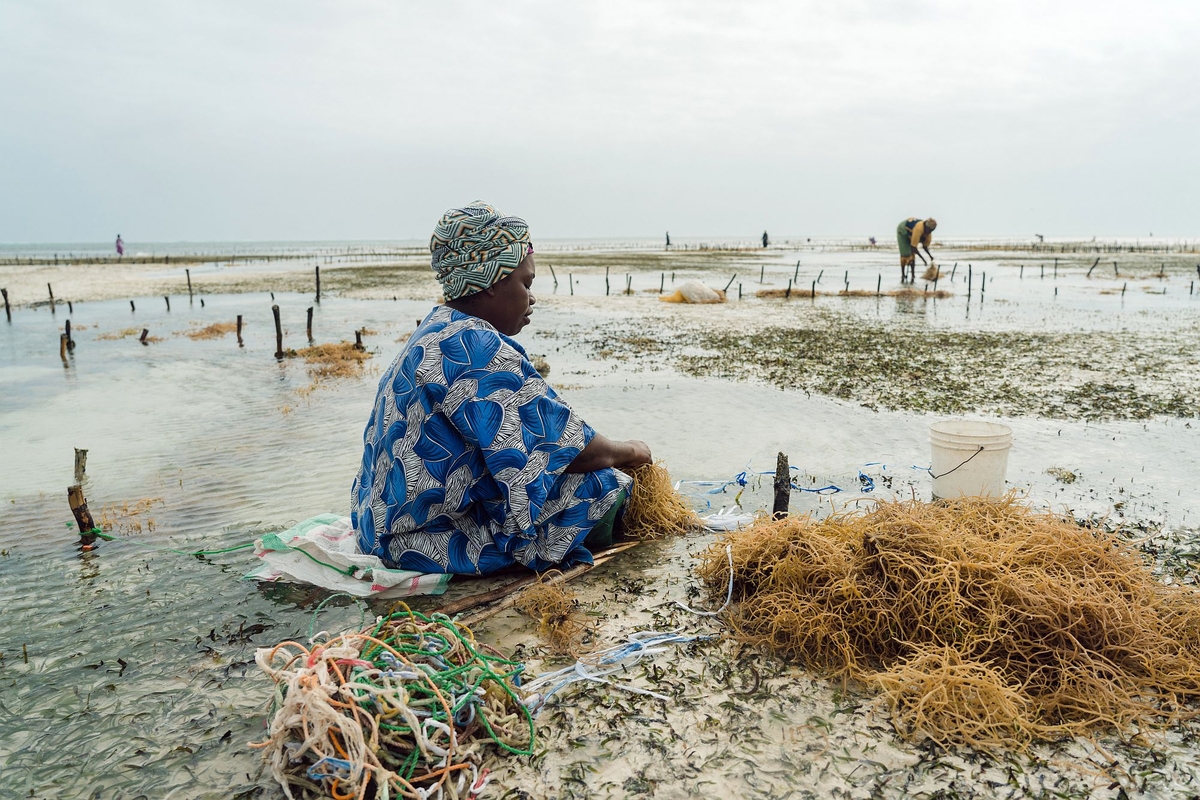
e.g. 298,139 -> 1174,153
698,495 -> 1200,749
514,574 -> 586,654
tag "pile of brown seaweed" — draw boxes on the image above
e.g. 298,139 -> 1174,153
698,496 -> 1200,748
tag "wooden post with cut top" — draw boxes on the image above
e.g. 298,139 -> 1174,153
74,448 -> 88,483
772,451 -> 790,520
306,307 -> 314,342
236,314 -> 244,347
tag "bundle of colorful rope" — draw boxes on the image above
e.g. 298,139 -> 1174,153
252,606 -> 534,800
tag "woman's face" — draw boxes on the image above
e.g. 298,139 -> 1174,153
486,254 -> 537,335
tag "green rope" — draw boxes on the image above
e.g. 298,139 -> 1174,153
341,607 -> 536,760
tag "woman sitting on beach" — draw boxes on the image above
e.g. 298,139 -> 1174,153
351,202 -> 652,575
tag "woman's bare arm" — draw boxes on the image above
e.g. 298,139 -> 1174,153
566,433 -> 652,473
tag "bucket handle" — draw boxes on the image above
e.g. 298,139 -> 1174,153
928,445 -> 985,480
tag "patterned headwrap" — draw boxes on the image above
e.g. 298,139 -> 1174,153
430,201 -> 533,301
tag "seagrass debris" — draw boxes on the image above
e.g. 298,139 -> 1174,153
697,495 -> 1200,749
513,574 -> 586,654
619,462 -> 703,540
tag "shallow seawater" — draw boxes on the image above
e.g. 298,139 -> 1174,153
2,244 -> 1200,798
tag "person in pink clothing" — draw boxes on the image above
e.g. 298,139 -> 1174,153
115,234 -> 124,256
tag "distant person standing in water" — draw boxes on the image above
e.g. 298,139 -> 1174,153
896,217 -> 936,282
115,234 -> 124,257
665,231 -> 671,248
762,230 -> 769,248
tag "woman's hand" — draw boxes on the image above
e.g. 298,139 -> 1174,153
616,439 -> 652,469
566,433 -> 652,473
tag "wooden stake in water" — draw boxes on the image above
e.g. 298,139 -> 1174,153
272,305 -> 283,359
1113,261 -> 1119,277
68,484 -> 97,545
1121,282 -> 1127,296
786,279 -> 792,299
164,295 -> 170,311
569,274 -> 574,296
74,448 -> 87,483
354,329 -> 364,351
1020,265 -> 1024,279
306,306 -> 314,342
811,279 -> 816,300
1041,264 -> 1045,279
1086,257 -> 1100,277
60,333 -> 68,363
605,267 -> 610,296
47,282 -> 54,306
68,300 -> 73,314
794,261 -> 800,282
1054,262 -> 1058,279
140,328 -> 149,345
723,274 -> 737,293
65,319 -> 74,350
130,300 -> 136,312
186,268 -> 193,297
548,263 -> 558,289
876,275 -> 882,296
659,273 -> 664,294
236,314 -> 243,347
949,263 -> 957,281
2,288 -> 9,322
816,269 -> 823,284
625,274 -> 632,295
772,452 -> 790,520
315,266 -> 321,302
981,272 -> 986,298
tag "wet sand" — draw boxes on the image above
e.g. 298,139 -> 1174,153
1,238 -> 1199,798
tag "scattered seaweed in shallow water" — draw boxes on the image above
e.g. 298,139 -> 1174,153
184,321 -> 240,340
698,496 -> 1200,749
294,341 -> 373,381
96,327 -> 141,340
619,462 -> 702,540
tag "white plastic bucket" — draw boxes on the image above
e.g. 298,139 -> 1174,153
928,420 -> 1013,499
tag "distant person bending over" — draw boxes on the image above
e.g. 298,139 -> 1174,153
351,201 -> 652,575
897,217 -> 936,282
115,234 -> 124,257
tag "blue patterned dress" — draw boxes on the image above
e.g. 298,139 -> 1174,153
351,306 -> 631,575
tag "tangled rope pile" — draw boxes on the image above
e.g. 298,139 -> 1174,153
698,495 -> 1200,749
252,606 -> 534,800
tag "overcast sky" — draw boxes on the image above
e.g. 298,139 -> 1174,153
1,0 -> 1197,242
